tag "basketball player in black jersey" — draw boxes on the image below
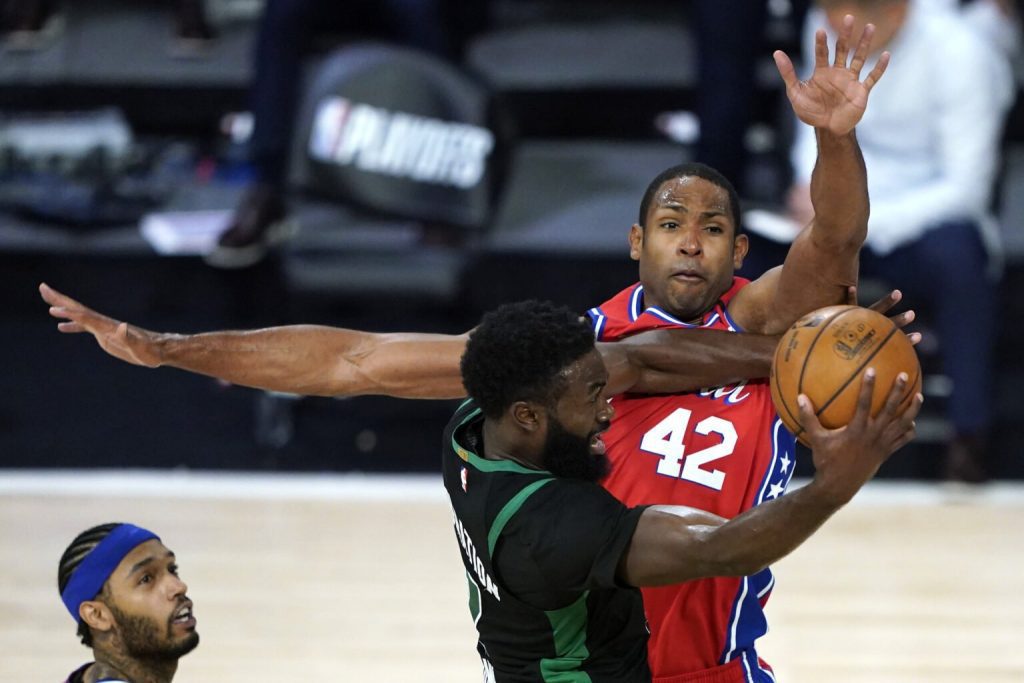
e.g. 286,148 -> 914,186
445,300 -> 919,681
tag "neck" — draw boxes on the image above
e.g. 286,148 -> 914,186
481,420 -> 544,470
90,649 -> 177,683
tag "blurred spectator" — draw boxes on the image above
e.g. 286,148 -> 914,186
693,0 -> 809,197
746,0 -> 1017,482
206,0 -> 471,268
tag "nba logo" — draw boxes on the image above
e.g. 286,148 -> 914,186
461,467 -> 468,492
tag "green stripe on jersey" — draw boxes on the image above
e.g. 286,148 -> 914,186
487,478 -> 554,555
540,592 -> 592,682
452,407 -> 551,475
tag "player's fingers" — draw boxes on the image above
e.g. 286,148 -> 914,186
834,14 -> 854,67
774,50 -> 799,91
888,428 -> 917,454
867,289 -> 901,314
796,393 -> 825,439
40,282 -> 79,309
814,29 -> 829,69
850,367 -> 876,430
876,372 -> 909,422
863,51 -> 891,90
889,309 -> 915,330
845,285 -> 858,306
849,22 -> 875,75
57,322 -> 85,334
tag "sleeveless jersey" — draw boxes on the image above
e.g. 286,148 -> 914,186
587,278 -> 796,683
442,399 -> 652,682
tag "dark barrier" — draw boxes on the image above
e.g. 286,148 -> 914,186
292,43 -> 502,229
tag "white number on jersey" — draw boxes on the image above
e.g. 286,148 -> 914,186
639,409 -> 737,490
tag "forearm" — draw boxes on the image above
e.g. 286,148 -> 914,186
682,480 -> 842,579
808,129 -> 868,249
154,326 -> 467,398
601,329 -> 776,395
625,481 -> 843,587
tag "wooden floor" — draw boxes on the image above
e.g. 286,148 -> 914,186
1,472 -> 1022,683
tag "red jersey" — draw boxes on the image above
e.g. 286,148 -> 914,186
589,279 -> 796,683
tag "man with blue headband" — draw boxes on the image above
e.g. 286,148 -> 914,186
58,523 -> 199,683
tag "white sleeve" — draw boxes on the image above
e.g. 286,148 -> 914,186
865,34 -> 1013,254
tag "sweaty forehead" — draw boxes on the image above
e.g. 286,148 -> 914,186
653,176 -> 729,212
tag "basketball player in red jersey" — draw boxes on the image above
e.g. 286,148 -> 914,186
585,17 -> 890,682
42,16 -> 894,683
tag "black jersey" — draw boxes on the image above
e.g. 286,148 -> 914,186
442,399 -> 652,682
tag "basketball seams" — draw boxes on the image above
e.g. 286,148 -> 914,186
796,306 -> 857,406
813,325 -> 901,421
771,343 -> 804,441
790,306 -> 859,441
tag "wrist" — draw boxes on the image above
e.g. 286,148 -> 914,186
798,477 -> 851,510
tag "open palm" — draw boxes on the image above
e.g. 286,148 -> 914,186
774,15 -> 890,136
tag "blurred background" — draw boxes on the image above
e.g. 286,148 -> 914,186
1,0 -> 1023,478
3,1 -> 1024,681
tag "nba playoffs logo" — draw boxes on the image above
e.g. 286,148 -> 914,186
308,97 -> 495,189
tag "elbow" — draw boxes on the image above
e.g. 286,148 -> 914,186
809,219 -> 868,254
688,528 -> 770,579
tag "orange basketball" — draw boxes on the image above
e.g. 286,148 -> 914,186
770,305 -> 921,446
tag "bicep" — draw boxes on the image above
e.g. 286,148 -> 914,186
730,230 -> 855,335
619,506 -> 727,587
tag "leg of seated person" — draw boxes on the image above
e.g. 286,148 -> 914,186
864,220 -> 997,482
211,0 -> 341,267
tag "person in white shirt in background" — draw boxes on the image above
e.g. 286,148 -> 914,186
748,0 -> 1017,482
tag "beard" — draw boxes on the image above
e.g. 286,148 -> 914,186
108,601 -> 200,662
542,416 -> 610,482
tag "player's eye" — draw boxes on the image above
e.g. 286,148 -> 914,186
168,564 -> 180,576
138,574 -> 152,585
706,225 -> 723,234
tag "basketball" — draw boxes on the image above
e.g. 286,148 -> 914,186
770,305 -> 921,446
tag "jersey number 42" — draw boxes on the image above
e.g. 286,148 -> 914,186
639,408 -> 736,490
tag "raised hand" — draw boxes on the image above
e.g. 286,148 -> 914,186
773,14 -> 890,136
40,282 -> 163,367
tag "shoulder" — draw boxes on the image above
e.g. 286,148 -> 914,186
719,276 -> 751,305
724,272 -> 776,333
509,479 -> 631,537
914,6 -> 996,62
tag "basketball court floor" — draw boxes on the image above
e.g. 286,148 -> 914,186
2,471 -> 1022,682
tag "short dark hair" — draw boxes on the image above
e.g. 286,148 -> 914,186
58,523 -> 121,647
461,301 -> 596,419
638,162 -> 742,234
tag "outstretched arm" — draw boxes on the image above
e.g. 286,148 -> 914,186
41,283 -> 467,398
43,283 -> 916,399
730,16 -> 891,334
620,370 -> 922,587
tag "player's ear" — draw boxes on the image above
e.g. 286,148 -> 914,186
629,224 -> 643,261
511,401 -> 542,433
732,233 -> 749,269
80,600 -> 114,634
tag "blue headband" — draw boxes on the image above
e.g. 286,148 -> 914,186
61,524 -> 160,622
